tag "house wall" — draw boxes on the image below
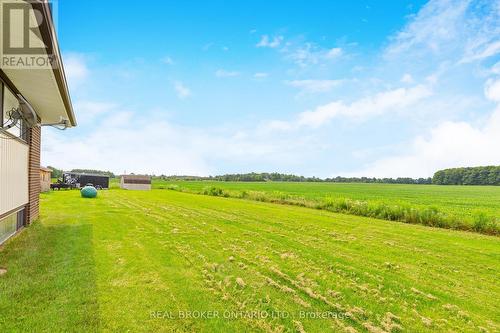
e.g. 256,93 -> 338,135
121,183 -> 152,191
27,127 -> 41,223
0,1 -> 74,242
0,131 -> 29,218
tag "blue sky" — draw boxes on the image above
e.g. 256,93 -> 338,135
42,0 -> 500,177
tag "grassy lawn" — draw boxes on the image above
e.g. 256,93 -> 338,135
1,189 -> 499,332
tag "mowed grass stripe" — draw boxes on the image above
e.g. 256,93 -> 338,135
155,181 -> 500,234
0,189 -> 498,332
92,191 -> 247,332
121,190 -> 499,328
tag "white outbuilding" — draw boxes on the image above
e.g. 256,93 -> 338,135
120,175 -> 151,190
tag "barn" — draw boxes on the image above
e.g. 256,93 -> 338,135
120,175 -> 152,190
0,1 -> 75,245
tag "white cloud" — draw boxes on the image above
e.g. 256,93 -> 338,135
340,0 -> 500,178
287,43 -> 343,67
162,56 -> 174,65
462,41 -> 500,63
253,72 -> 269,78
260,84 -> 432,132
62,53 -> 89,88
255,34 -> 344,68
73,101 -> 117,124
325,47 -> 342,58
173,81 -> 191,99
42,119 -> 211,176
485,78 -> 500,102
256,35 -> 283,48
400,73 -> 414,84
263,120 -> 294,131
386,0 -> 500,65
347,78 -> 500,178
287,43 -> 318,67
215,69 -> 240,78
348,108 -> 500,178
42,107 -> 324,176
285,79 -> 342,94
491,61 -> 500,75
296,84 -> 432,127
385,0 -> 469,56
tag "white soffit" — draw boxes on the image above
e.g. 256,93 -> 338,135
2,68 -> 67,125
0,0 -> 75,126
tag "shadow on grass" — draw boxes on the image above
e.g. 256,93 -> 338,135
0,222 -> 99,331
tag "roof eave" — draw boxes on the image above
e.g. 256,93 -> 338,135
35,1 -> 76,127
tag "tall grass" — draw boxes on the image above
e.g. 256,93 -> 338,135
164,185 -> 499,236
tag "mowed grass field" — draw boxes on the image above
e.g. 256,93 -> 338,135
155,181 -> 500,234
1,189 -> 499,332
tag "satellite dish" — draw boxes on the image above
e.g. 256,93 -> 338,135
17,94 -> 38,128
3,94 -> 69,131
3,108 -> 22,130
3,95 -> 39,130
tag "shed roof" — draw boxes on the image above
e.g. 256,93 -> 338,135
121,175 -> 151,180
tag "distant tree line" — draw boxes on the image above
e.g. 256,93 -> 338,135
212,172 -> 322,182
47,167 -> 115,179
47,166 -> 499,185
160,173 -> 433,184
69,169 -> 116,177
324,176 -> 433,184
432,166 -> 500,185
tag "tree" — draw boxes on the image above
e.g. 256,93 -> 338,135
70,169 -> 115,178
432,166 -> 500,185
47,166 -> 63,179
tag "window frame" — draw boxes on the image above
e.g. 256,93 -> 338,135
0,77 -> 28,143
0,207 -> 26,245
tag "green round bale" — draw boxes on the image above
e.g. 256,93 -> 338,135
81,185 -> 98,198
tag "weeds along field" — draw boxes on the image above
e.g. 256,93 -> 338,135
153,180 -> 500,235
1,190 -> 499,332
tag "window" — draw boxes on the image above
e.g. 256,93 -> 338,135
0,81 -> 25,141
0,209 -> 24,245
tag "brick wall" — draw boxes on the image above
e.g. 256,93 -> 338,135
27,126 -> 41,224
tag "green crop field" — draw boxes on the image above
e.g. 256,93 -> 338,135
154,181 -> 500,234
1,189 -> 499,332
